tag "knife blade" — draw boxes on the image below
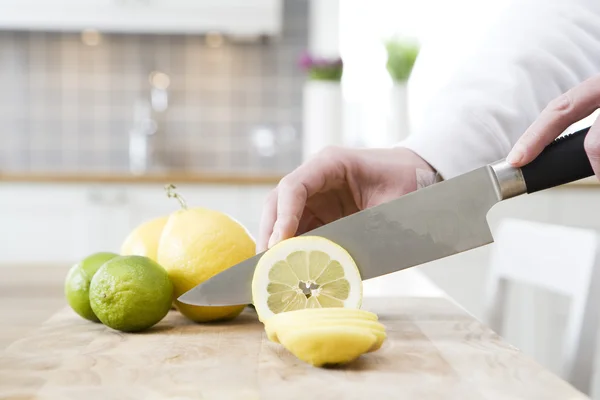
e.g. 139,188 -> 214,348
178,126 -> 593,307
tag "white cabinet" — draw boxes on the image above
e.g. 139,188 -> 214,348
0,183 -> 131,264
0,182 -> 271,265
0,0 -> 282,35
0,184 -> 87,264
78,185 -> 131,258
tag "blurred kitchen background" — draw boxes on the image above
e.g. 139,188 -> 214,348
3,0 -> 600,397
0,1 -> 306,173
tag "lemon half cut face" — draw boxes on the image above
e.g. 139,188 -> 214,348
252,236 -> 363,322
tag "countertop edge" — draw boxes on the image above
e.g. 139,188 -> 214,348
0,172 -> 284,185
1,173 -> 598,188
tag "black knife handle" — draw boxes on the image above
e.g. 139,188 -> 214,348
521,126 -> 594,193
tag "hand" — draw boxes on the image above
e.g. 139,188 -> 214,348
257,146 -> 435,252
507,74 -> 600,176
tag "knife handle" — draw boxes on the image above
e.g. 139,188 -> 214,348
520,126 -> 594,193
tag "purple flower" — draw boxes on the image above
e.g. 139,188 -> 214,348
298,51 -> 343,70
297,50 -> 343,81
298,51 -> 314,70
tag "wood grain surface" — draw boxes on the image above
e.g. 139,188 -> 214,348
0,265 -> 67,350
0,295 -> 588,400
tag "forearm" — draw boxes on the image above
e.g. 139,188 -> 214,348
400,0 -> 600,179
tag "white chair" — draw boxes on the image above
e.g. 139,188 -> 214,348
484,218 -> 600,395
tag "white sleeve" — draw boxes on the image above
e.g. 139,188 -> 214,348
399,0 -> 600,179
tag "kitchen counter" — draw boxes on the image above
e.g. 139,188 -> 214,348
0,171 -> 284,185
0,265 -> 588,399
0,264 -> 68,349
1,171 -> 597,187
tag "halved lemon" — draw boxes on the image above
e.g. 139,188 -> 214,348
251,236 -> 363,322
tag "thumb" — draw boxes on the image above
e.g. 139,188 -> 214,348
507,75 -> 600,167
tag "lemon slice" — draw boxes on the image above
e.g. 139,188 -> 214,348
264,308 -> 386,352
278,325 -> 377,367
267,307 -> 378,324
269,318 -> 386,349
264,307 -> 379,341
252,236 -> 362,322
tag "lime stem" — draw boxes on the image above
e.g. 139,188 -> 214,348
165,184 -> 188,210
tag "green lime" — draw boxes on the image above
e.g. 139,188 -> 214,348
89,255 -> 173,332
65,252 -> 119,322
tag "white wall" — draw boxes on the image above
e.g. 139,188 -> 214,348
308,0 -> 340,58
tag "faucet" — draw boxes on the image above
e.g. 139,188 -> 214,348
128,99 -> 157,175
128,71 -> 170,174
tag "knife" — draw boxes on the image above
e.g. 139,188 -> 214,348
179,126 -> 594,307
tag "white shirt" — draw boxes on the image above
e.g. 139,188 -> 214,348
400,0 -> 600,179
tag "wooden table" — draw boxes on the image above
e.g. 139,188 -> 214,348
0,265 -> 588,399
0,265 -> 68,349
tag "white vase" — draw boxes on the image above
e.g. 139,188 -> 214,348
386,83 -> 410,145
302,80 -> 343,161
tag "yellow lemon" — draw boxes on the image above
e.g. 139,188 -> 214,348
157,186 -> 255,323
121,216 -> 169,261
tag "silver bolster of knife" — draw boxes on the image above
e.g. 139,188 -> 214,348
490,159 -> 527,200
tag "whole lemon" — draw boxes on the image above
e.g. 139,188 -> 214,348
65,252 -> 119,322
157,207 -> 255,323
89,255 -> 173,332
121,216 -> 169,261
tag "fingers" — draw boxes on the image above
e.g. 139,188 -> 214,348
264,146 -> 347,250
507,74 -> 600,166
257,189 -> 278,253
584,118 -> 600,180
270,159 -> 331,247
269,178 -> 307,249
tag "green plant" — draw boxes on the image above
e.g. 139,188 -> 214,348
385,39 -> 420,82
299,51 -> 343,82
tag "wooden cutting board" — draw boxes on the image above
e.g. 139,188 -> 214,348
0,297 -> 587,400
